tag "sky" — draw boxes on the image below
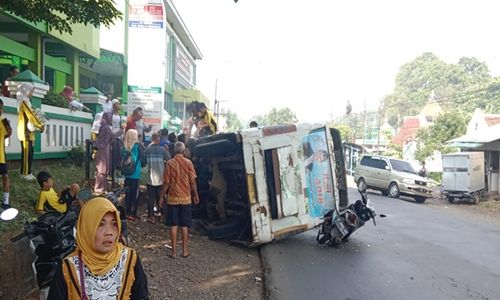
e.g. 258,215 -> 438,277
172,0 -> 500,123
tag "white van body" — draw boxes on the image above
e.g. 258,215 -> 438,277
442,152 -> 485,200
192,124 -> 347,246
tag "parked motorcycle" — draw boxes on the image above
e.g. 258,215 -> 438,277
10,207 -> 78,290
316,185 -> 383,247
104,187 -> 129,245
9,186 -> 128,294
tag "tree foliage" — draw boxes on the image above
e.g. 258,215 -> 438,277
0,0 -> 122,34
224,110 -> 243,132
383,52 -> 500,127
253,107 -> 298,126
331,112 -> 364,142
414,110 -> 467,162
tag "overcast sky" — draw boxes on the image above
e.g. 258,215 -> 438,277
173,0 -> 500,123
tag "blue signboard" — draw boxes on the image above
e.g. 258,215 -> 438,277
302,128 -> 335,218
128,21 -> 163,29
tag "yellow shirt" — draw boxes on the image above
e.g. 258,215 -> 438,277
36,188 -> 66,213
0,118 -> 7,164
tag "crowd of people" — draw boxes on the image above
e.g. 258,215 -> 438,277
0,67 -> 223,298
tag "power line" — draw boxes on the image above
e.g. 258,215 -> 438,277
382,83 -> 500,110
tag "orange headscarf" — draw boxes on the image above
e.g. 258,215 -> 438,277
75,197 -> 123,276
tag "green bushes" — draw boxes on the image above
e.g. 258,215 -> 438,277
42,89 -> 67,108
67,144 -> 86,167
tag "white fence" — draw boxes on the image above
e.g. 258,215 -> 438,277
0,96 -> 93,158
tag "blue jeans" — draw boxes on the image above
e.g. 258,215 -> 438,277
125,178 -> 139,217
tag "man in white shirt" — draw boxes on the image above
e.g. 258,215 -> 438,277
102,94 -> 113,113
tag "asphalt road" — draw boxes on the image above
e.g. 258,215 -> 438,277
262,189 -> 500,300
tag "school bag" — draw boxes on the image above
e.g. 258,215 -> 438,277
121,149 -> 136,176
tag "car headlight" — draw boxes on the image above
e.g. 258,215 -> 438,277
403,178 -> 414,184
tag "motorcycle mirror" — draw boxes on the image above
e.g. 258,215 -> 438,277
0,208 -> 18,221
358,184 -> 367,194
77,188 -> 94,202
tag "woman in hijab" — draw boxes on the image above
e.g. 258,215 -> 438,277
48,197 -> 149,299
94,112 -> 123,194
16,82 -> 44,180
122,129 -> 142,220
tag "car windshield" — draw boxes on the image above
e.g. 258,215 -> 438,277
390,159 -> 417,174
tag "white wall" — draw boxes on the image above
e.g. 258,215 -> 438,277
0,96 -> 93,154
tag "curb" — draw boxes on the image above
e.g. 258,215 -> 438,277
259,245 -> 278,300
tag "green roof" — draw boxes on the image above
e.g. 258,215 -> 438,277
80,87 -> 104,95
10,70 -> 46,84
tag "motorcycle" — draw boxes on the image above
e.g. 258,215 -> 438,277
104,187 -> 129,245
316,185 -> 383,247
9,186 -> 129,295
10,206 -> 78,290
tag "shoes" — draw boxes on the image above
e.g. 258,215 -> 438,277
23,174 -> 36,181
1,203 -> 10,210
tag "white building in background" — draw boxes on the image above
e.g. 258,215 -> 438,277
126,0 -> 207,135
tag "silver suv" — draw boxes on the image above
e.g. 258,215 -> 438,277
353,155 -> 432,203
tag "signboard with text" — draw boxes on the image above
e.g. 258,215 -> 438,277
127,0 -> 166,136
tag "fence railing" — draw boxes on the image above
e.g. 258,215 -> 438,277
0,96 -> 93,160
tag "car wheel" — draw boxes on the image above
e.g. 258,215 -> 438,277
357,178 -> 367,191
447,196 -> 455,203
415,196 -> 426,203
388,183 -> 400,198
473,193 -> 480,205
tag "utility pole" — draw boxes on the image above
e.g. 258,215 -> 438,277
376,101 -> 382,154
213,78 -> 218,112
363,99 -> 367,146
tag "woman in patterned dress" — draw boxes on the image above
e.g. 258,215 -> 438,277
48,197 -> 149,299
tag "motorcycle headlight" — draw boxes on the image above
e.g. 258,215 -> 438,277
403,178 -> 414,184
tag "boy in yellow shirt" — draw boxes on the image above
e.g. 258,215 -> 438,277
35,171 -> 79,215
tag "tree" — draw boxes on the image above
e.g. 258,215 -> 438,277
331,112 -> 364,142
0,0 -> 122,34
328,123 -> 351,143
414,110 -> 467,162
382,52 -> 498,127
381,129 -> 402,159
224,110 -> 243,132
252,107 -> 298,126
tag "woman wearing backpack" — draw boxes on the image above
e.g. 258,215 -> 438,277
122,129 -> 142,221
